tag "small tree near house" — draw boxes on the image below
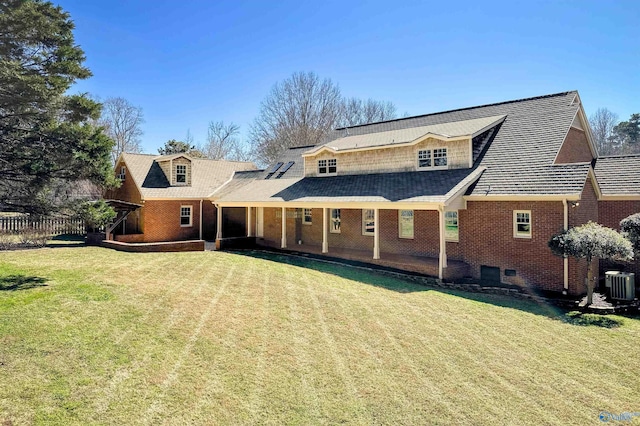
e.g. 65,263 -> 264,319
548,221 -> 634,305
620,213 -> 640,254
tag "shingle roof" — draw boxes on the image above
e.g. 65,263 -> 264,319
323,91 -> 583,196
121,153 -> 256,199
594,154 -> 640,196
216,91 -> 589,204
304,115 -> 505,153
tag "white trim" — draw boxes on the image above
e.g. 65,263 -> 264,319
317,158 -> 337,176
373,208 -> 380,260
199,200 -> 203,240
563,199 -> 568,291
180,205 -> 193,227
256,207 -> 264,238
322,208 -> 328,253
215,204 -> 222,240
438,206 -> 447,279
513,210 -> 532,239
465,194 -> 580,202
302,208 -> 313,225
247,206 -> 252,237
444,210 -> 459,242
281,207 -> 287,248
302,134 -> 471,157
398,209 -> 414,239
416,147 -> 448,171
330,208 -> 341,233
599,194 -> 640,201
362,209 -> 375,236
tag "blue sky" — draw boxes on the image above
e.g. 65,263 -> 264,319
57,0 -> 639,154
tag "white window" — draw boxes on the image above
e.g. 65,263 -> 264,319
118,166 -> 126,181
330,209 -> 341,233
514,210 -> 531,238
318,158 -> 337,175
362,209 -> 375,236
445,211 -> 459,242
303,208 -> 312,224
176,164 -> 187,183
398,210 -> 414,239
417,148 -> 447,170
180,206 -> 192,227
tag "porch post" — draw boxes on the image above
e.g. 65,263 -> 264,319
438,206 -> 447,279
247,206 -> 252,237
322,207 -> 328,253
281,207 -> 287,248
373,208 -> 380,260
216,205 -> 222,240
199,199 -> 203,240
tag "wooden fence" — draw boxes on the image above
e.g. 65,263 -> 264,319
0,216 -> 85,235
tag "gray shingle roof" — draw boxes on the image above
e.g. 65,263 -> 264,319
594,155 -> 640,196
121,153 -> 256,199
217,91 -> 589,204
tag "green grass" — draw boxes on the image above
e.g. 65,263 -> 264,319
0,247 -> 639,425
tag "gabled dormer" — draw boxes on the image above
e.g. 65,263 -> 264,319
155,154 -> 192,186
302,115 -> 505,177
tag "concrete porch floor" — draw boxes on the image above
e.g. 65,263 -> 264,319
258,243 -> 470,280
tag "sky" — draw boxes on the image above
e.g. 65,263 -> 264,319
55,0 -> 639,155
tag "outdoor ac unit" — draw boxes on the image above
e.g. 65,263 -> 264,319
605,271 -> 636,301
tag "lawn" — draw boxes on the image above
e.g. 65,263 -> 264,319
0,246 -> 639,425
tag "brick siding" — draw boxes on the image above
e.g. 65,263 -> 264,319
554,128 -> 594,164
600,200 -> 640,278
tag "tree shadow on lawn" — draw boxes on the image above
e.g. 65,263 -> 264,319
0,275 -> 48,291
232,249 -> 629,328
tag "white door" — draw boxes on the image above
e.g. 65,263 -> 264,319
256,207 -> 264,237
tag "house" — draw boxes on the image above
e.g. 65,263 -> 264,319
211,91 -> 640,295
105,153 -> 256,244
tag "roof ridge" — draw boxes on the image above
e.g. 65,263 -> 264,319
334,91 -> 577,131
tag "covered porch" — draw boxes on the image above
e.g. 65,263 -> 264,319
215,204 -> 468,281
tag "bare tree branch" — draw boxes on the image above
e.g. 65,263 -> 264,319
100,97 -> 144,163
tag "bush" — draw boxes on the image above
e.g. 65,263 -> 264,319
18,225 -> 51,248
75,200 -> 116,232
620,212 -> 640,253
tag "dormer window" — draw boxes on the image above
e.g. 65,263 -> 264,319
318,159 -> 337,175
118,166 -> 126,181
176,164 -> 187,183
417,148 -> 447,170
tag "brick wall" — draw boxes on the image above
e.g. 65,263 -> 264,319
555,128 -> 594,164
567,179 -> 600,294
600,200 -> 640,278
305,137 -> 471,177
459,201 -> 565,292
139,200 -> 201,242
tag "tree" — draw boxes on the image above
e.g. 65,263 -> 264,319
100,97 -> 144,163
612,113 -> 640,149
199,121 -> 251,161
620,213 -> 640,254
75,200 -> 116,232
158,139 -> 204,157
0,0 -> 115,214
340,97 -> 397,128
249,71 -> 397,165
589,108 -> 619,155
549,222 -> 633,305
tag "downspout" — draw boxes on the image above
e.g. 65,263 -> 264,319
562,198 -> 569,294
199,199 -> 203,240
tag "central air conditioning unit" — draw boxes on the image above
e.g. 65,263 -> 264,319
605,271 -> 636,301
